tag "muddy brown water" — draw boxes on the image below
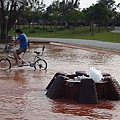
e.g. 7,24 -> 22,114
0,42 -> 120,120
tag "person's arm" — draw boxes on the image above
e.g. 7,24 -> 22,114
9,39 -> 19,46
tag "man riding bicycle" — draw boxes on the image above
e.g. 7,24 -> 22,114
10,29 -> 28,66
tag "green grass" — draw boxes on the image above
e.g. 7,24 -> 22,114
9,25 -> 120,43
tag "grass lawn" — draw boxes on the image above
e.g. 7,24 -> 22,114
9,25 -> 120,43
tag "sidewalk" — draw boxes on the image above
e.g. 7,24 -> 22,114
29,37 -> 120,51
112,27 -> 120,33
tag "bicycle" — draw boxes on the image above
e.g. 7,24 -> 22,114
0,44 -> 47,70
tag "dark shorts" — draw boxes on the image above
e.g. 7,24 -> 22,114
16,48 -> 27,55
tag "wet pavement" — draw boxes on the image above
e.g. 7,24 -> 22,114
0,42 -> 120,120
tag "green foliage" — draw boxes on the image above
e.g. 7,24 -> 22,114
65,10 -> 81,22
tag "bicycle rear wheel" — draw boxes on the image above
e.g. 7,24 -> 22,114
0,58 -> 11,70
34,59 -> 47,70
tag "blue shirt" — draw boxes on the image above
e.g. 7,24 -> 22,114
17,33 -> 28,49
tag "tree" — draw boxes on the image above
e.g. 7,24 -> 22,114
98,0 -> 116,9
65,10 -> 81,33
0,0 -> 44,39
0,0 -> 28,39
94,2 -> 108,32
49,0 -> 59,32
44,0 -> 80,32
61,0 -> 80,27
81,0 -> 118,34
97,0 -> 116,26
26,0 -> 45,31
22,7 -> 32,28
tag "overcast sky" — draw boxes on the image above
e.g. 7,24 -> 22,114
43,0 -> 120,11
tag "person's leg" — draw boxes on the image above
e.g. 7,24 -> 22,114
17,54 -> 25,64
14,48 -> 26,66
13,51 -> 19,65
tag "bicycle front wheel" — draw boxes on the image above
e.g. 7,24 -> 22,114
34,59 -> 47,70
0,58 -> 11,70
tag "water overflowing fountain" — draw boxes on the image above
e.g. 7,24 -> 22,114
46,69 -> 120,104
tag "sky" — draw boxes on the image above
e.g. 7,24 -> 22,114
43,0 -> 120,11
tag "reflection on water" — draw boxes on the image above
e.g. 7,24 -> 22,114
0,43 -> 120,120
52,99 -> 114,119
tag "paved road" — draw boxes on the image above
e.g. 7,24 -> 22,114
112,27 -> 120,33
29,37 -> 120,51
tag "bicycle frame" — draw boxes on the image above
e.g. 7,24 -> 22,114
18,52 -> 42,67
1,44 -> 47,69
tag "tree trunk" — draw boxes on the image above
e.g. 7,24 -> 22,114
73,22 -> 76,34
0,26 -> 6,39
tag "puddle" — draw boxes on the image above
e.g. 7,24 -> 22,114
0,43 -> 120,120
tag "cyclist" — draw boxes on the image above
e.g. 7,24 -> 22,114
10,29 -> 28,66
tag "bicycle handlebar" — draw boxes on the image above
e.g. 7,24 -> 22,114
8,43 -> 14,46
4,44 -> 13,53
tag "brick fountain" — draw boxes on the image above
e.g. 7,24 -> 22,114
46,70 -> 120,104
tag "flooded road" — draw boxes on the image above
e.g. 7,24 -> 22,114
0,43 -> 120,120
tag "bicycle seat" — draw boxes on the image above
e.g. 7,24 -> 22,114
34,51 -> 40,55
